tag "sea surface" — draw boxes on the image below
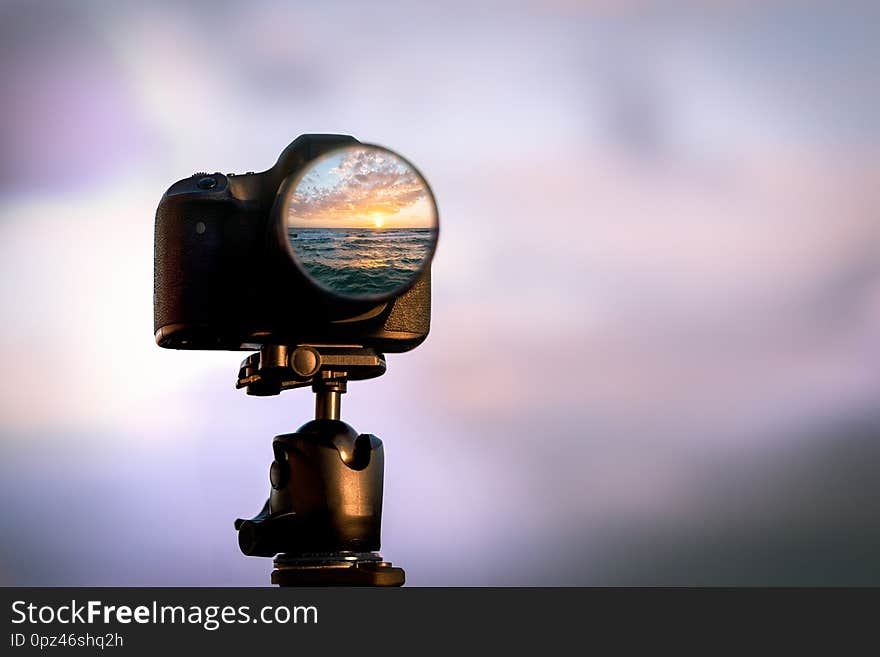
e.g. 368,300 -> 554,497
288,227 -> 435,297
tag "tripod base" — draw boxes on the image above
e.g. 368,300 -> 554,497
271,552 -> 405,587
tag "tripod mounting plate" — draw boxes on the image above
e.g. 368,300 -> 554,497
237,345 -> 386,396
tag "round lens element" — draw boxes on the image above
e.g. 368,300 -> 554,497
285,144 -> 438,300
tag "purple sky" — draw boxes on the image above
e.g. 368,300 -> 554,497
1,0 -> 879,585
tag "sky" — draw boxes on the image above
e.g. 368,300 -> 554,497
1,0 -> 879,586
287,146 -> 436,229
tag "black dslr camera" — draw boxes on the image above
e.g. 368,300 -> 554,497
154,134 -> 438,586
154,133 -> 435,353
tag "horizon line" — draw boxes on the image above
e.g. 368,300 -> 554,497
287,225 -> 436,230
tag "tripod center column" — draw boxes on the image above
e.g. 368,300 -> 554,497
313,377 -> 347,420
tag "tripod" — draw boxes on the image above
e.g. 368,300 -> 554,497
234,345 -> 405,586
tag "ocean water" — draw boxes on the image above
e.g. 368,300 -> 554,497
288,227 -> 436,297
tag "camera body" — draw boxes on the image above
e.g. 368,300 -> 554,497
154,134 -> 431,352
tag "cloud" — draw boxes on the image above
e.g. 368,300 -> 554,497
289,147 -> 429,223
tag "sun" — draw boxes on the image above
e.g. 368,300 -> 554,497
371,212 -> 384,228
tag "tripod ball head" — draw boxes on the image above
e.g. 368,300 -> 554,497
235,419 -> 384,557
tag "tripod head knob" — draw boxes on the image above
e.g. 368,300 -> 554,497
290,346 -> 321,378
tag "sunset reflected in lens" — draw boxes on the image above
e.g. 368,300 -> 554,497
286,145 -> 438,299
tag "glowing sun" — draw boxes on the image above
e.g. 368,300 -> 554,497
372,213 -> 384,228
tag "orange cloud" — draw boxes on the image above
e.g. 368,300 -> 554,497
289,147 -> 431,226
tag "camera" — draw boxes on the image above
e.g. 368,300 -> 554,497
154,134 -> 438,585
154,133 -> 437,353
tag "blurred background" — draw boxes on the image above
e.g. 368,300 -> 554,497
1,0 -> 879,585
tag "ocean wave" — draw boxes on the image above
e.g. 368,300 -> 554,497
288,227 -> 435,295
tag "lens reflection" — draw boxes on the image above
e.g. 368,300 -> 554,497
286,144 -> 438,299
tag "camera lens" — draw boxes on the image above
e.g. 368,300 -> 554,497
282,144 -> 438,300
